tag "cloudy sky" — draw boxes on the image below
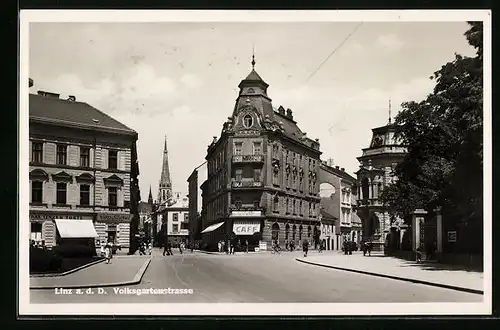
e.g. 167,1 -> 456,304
29,20 -> 476,202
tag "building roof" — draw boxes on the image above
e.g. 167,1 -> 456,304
273,110 -> 304,142
138,201 -> 153,214
29,93 -> 136,136
245,69 -> 265,82
321,209 -> 338,221
167,195 -> 189,209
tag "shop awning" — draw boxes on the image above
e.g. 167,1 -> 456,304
55,219 -> 99,238
201,221 -> 224,234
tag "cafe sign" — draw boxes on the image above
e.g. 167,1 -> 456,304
233,220 -> 261,235
96,212 -> 133,224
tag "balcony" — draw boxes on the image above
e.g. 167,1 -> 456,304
356,198 -> 383,207
232,179 -> 263,188
232,154 -> 264,164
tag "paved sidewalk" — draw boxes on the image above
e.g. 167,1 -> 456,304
30,255 -> 151,289
297,252 -> 483,294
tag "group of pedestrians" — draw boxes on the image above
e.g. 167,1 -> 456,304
217,239 -> 249,254
163,241 -> 189,256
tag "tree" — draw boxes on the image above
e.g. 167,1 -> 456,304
380,22 -> 483,235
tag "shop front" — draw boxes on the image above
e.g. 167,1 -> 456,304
95,212 -> 132,248
229,209 -> 263,252
29,212 -> 94,248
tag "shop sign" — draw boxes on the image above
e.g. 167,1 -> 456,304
96,212 -> 132,224
169,229 -> 189,236
233,221 -> 260,235
447,231 -> 457,242
259,241 -> 267,251
29,213 -> 92,222
230,210 -> 262,217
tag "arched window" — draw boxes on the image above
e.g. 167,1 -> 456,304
243,114 -> 253,128
272,223 -> 280,241
292,225 -> 297,241
285,224 -> 290,240
299,225 -> 303,241
273,195 -> 279,212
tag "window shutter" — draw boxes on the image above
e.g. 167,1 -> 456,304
116,151 -> 121,170
103,187 -> 108,206
120,151 -> 126,171
118,188 -> 123,207
75,146 -> 81,167
102,149 -> 108,169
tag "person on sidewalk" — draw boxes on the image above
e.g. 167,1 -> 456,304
245,239 -> 249,253
179,242 -> 184,255
104,240 -> 113,264
303,239 -> 309,257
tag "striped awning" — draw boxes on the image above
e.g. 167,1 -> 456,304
201,221 -> 224,234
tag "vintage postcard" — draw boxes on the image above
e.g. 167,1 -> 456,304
19,9 -> 492,316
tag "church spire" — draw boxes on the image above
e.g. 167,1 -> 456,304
148,185 -> 153,205
252,44 -> 256,69
158,135 -> 172,204
388,98 -> 392,124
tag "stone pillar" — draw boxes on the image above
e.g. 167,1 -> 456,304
368,178 -> 372,199
411,209 -> 428,252
434,207 -> 443,253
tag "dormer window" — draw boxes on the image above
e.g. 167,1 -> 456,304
243,114 -> 253,128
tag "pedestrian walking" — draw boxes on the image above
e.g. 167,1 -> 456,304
285,239 -> 289,251
179,242 -> 183,254
217,241 -> 222,253
302,240 -> 309,257
104,241 -> 113,264
245,239 -> 249,253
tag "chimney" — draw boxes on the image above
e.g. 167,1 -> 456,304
29,78 -> 33,88
341,167 -> 345,171
335,166 -> 340,170
37,91 -> 60,99
286,108 -> 293,119
67,95 -> 76,102
278,106 -> 285,115
327,158 -> 334,167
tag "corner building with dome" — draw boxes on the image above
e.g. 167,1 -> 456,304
200,59 -> 322,251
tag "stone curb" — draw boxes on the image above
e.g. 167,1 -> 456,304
30,258 -> 106,278
296,258 -> 483,295
30,258 -> 152,290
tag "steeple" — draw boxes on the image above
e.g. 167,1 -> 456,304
158,135 -> 172,204
148,185 -> 153,205
388,99 -> 392,124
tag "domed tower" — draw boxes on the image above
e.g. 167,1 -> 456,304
355,101 -> 407,251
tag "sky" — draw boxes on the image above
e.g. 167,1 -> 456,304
29,21 -> 476,202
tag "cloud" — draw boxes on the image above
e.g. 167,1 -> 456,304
376,34 -> 404,52
338,41 -> 365,57
180,73 -> 203,89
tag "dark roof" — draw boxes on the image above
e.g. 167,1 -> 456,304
138,201 -> 153,214
273,111 -> 303,142
29,93 -> 136,135
245,69 -> 265,82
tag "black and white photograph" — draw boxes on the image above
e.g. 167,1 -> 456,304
19,10 -> 491,315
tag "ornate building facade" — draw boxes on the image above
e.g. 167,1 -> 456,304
28,87 -> 140,251
355,118 -> 406,251
200,58 -> 322,251
319,162 -> 362,250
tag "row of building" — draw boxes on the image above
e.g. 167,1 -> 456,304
29,59 -> 446,257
